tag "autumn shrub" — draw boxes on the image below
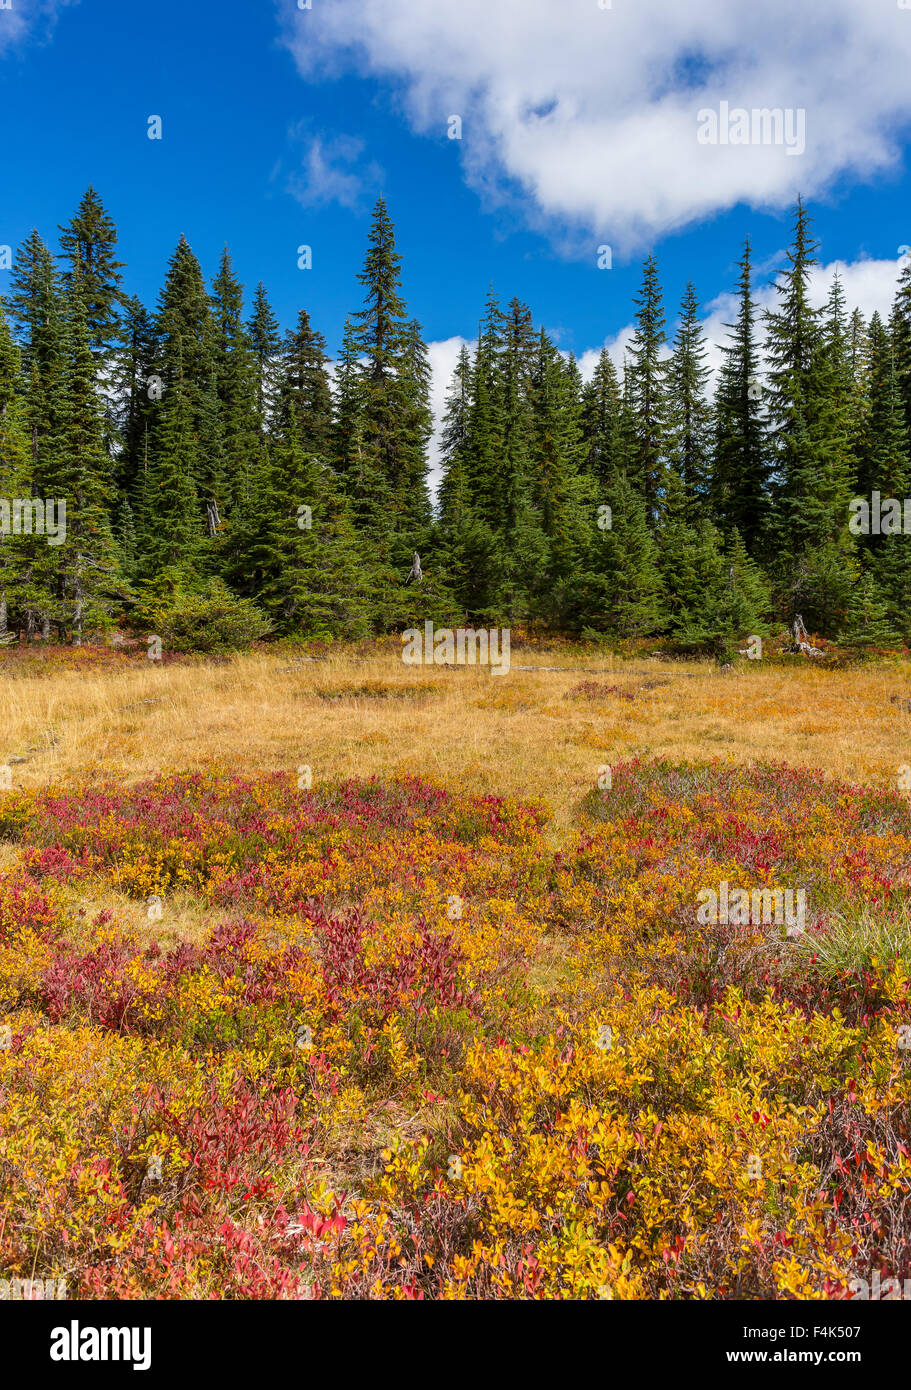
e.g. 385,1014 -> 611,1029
1,761 -> 909,1299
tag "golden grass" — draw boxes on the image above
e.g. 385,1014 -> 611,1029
2,645 -> 911,832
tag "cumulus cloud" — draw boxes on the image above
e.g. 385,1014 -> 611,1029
0,0 -> 79,56
278,0 -> 911,253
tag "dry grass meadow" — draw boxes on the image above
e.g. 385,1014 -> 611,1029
3,643 -> 911,826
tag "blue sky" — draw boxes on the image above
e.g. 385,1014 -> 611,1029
2,0 -> 911,461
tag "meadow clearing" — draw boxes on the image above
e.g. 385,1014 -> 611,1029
1,642 -> 911,1299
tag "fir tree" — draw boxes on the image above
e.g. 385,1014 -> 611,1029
667,281 -> 712,518
44,270 -> 121,641
626,255 -> 670,522
113,294 -> 156,503
154,235 -> 224,498
247,281 -> 281,441
581,472 -> 663,636
891,255 -> 911,444
0,308 -> 34,640
712,240 -> 768,548
57,187 -> 125,363
579,348 -> 624,491
838,571 -> 902,648
210,249 -> 258,518
350,197 -> 429,557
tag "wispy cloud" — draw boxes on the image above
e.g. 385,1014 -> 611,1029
284,126 -> 383,213
0,0 -> 79,57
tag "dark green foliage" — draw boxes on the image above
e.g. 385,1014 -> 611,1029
2,191 -> 910,650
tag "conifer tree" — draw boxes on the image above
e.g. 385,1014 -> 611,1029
765,201 -> 855,628
437,345 -> 500,619
8,231 -> 62,378
350,197 -> 429,557
210,249 -> 258,518
438,344 -> 473,537
247,281 -> 281,441
139,338 -> 202,577
667,282 -> 712,519
276,310 -> 334,463
465,288 -> 506,528
528,331 -> 588,619
44,270 -> 121,641
147,235 -> 224,566
891,256 -> 911,443
332,316 -> 366,484
712,240 -> 768,548
0,308 -> 35,640
58,187 -> 125,363
398,317 -> 434,539
839,571 -> 902,648
581,472 -> 663,635
626,255 -> 670,522
870,347 -> 911,635
113,294 -> 156,506
579,348 -> 624,491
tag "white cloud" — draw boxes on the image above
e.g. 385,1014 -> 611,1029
285,128 -> 383,212
0,0 -> 79,56
279,0 -> 911,253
